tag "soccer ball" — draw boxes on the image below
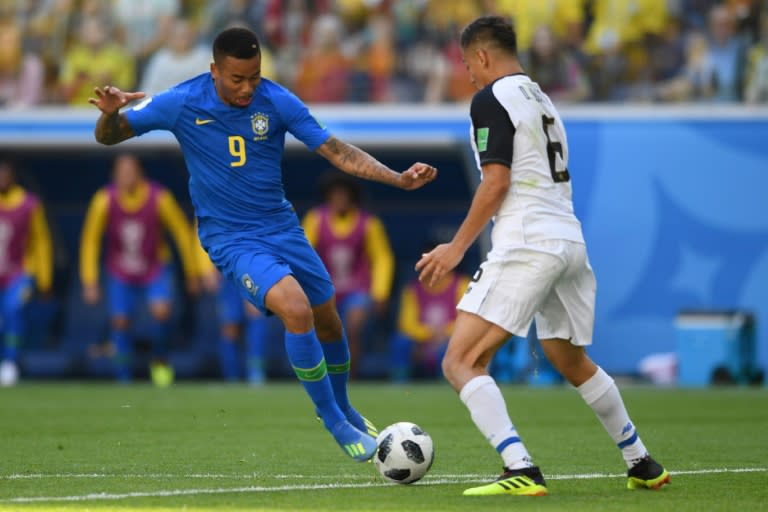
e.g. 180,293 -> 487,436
374,422 -> 434,484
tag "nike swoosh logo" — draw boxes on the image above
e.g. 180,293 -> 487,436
195,118 -> 215,125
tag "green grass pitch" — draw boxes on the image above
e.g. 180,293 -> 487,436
0,382 -> 766,511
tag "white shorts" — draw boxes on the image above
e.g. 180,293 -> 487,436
456,239 -> 596,346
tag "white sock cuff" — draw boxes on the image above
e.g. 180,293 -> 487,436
459,375 -> 496,404
577,367 -> 614,405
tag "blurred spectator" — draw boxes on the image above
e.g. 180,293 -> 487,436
112,0 -> 179,68
335,0 -> 376,31
419,0 -> 483,103
674,0 -> 720,31
262,0 -> 312,50
139,18 -> 211,95
58,17 -> 135,106
745,13 -> 768,103
585,0 -> 669,55
351,14 -> 396,102
302,172 -> 394,379
194,226 -> 270,384
443,38 -> 479,102
647,16 -> 688,84
523,26 -> 591,103
26,0 -> 80,92
380,1 -> 456,103
727,0 -> 763,42
423,0 -> 482,38
294,14 -> 353,102
79,155 -> 197,385
0,159 -> 52,387
656,31 -> 717,101
389,259 -> 469,382
706,4 -> 748,102
263,0 -> 312,85
0,21 -> 44,108
487,0 -> 585,54
1,0 -> 766,106
584,0 -> 670,101
201,0 -> 267,44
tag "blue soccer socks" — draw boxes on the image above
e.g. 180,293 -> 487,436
112,328 -> 131,382
285,330 -> 346,430
219,335 -> 239,381
320,336 -> 376,435
245,316 -> 267,384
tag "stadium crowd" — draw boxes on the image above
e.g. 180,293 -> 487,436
0,0 -> 767,107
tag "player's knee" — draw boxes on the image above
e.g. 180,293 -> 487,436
277,300 -> 314,332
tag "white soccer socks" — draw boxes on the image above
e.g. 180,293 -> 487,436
577,367 -> 648,467
460,375 -> 533,470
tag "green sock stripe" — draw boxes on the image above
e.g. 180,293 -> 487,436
292,358 -> 328,382
327,361 -> 350,374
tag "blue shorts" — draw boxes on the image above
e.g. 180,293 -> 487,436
337,291 -> 372,319
107,266 -> 173,318
0,273 -> 33,316
217,278 -> 246,324
206,225 -> 334,316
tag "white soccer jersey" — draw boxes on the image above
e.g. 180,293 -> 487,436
469,73 -> 584,250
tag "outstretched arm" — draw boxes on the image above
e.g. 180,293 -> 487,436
316,136 -> 437,190
416,163 -> 511,286
89,86 -> 145,145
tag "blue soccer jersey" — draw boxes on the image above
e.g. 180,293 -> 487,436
124,73 -> 331,245
124,73 -> 335,314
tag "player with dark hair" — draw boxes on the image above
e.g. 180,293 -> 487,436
80,154 -> 197,386
0,159 -> 52,387
416,16 -> 669,496
302,172 -> 394,379
89,27 -> 436,461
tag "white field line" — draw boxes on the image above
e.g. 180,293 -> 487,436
1,467 -> 765,504
2,467 -> 765,481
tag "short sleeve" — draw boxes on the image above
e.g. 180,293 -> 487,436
124,87 -> 184,136
277,89 -> 331,151
470,86 -> 515,168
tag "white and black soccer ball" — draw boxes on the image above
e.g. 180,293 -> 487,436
374,422 -> 434,484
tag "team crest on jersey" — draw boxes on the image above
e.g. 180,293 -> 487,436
251,113 -> 269,140
241,273 -> 259,295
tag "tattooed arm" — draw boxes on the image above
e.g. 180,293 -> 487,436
89,86 -> 144,145
94,111 -> 135,146
316,136 -> 437,191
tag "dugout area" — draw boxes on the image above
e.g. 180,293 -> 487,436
1,105 -> 767,382
0,141 -> 481,380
